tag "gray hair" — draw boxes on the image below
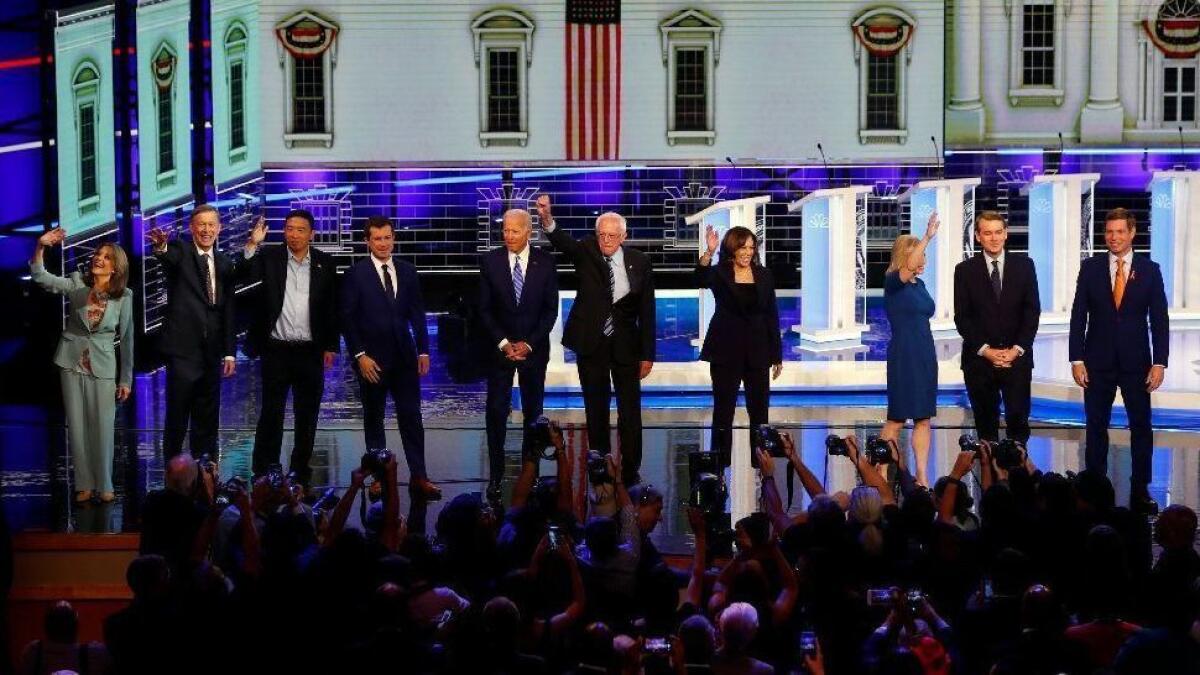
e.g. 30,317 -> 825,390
718,602 -> 759,653
166,454 -> 198,495
594,211 -> 627,235
503,208 -> 533,229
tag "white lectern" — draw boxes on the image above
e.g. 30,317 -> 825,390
788,186 -> 872,347
897,178 -> 982,333
1026,173 -> 1100,324
1148,171 -> 1200,319
684,196 -> 772,347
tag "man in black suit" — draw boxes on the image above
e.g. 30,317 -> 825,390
477,208 -> 559,502
536,195 -> 655,485
953,211 -> 1041,444
237,210 -> 338,487
1069,208 -> 1169,514
341,215 -> 440,499
148,204 -> 237,458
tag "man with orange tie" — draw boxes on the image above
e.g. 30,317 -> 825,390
1069,208 -> 1169,514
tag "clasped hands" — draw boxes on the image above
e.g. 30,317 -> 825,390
984,346 -> 1020,369
502,341 -> 533,362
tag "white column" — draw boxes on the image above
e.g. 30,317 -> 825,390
946,0 -> 985,143
1080,0 -> 1124,142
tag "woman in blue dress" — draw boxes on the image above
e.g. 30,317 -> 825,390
882,212 -> 939,486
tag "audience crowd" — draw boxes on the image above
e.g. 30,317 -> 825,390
14,425 -> 1200,675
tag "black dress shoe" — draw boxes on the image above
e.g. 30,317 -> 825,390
1130,493 -> 1160,515
486,480 -> 503,504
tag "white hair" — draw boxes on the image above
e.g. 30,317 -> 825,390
503,208 -> 532,229
718,602 -> 759,653
594,211 -> 627,235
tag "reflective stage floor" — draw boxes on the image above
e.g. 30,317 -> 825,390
3,306 -> 1198,555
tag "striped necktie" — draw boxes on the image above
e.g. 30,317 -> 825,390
602,256 -> 615,336
513,256 -> 524,304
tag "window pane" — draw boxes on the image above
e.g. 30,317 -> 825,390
292,57 -> 325,134
487,49 -> 520,133
1165,96 -> 1178,122
79,102 -> 96,199
230,62 -> 245,150
1166,66 -> 1178,92
866,53 -> 899,130
674,48 -> 707,131
158,88 -> 174,174
1183,67 -> 1197,93
1021,4 -> 1055,87
1183,96 -> 1196,122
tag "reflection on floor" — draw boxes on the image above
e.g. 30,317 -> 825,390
2,311 -> 1197,554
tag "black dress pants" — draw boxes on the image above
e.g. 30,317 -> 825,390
359,362 -> 427,480
1084,367 -> 1154,491
576,336 -> 642,484
963,361 -> 1032,444
164,352 -> 221,459
709,360 -> 770,460
485,357 -> 548,482
253,340 -> 325,484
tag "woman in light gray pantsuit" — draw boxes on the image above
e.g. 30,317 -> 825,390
31,228 -> 134,503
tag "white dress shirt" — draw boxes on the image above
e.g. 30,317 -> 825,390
195,244 -> 234,363
977,251 -> 1023,357
498,245 -> 532,352
371,254 -> 396,298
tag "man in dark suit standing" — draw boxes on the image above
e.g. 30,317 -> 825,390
536,195 -> 655,485
148,204 -> 237,458
1069,208 -> 1170,514
238,210 -> 338,488
341,215 -> 440,499
477,208 -> 559,502
953,211 -> 1041,444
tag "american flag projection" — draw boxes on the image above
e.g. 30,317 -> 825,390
565,0 -> 621,161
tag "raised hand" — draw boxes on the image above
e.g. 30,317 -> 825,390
923,211 -> 940,241
147,227 -> 170,250
535,194 -> 553,228
37,228 -> 66,248
247,216 -> 267,248
705,225 -> 719,255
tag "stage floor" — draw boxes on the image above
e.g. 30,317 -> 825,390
2,306 -> 1197,554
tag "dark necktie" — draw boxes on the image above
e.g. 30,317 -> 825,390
513,257 -> 524,304
990,259 -> 1002,299
602,256 -> 615,337
201,254 -> 215,305
382,263 -> 395,299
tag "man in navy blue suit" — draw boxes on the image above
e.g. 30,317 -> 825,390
1069,208 -> 1169,514
341,215 -> 440,499
477,208 -> 559,502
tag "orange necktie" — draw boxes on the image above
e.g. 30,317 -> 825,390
1113,258 -> 1126,309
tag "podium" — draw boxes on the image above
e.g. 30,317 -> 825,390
898,178 -> 982,333
1148,171 -> 1200,319
684,196 -> 772,347
1025,173 -> 1100,324
788,186 -> 872,348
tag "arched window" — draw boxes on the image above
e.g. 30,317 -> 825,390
151,43 -> 178,182
659,9 -> 722,146
471,8 -> 535,147
852,8 -> 914,144
1138,0 -> 1200,128
276,10 -> 338,148
72,62 -> 101,206
225,23 -> 248,157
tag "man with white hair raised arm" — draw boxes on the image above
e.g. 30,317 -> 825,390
537,195 -> 656,485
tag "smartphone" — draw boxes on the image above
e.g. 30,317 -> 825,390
799,631 -> 818,658
867,588 -> 892,606
547,524 -> 562,549
644,637 -> 670,656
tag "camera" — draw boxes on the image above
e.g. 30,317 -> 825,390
311,487 -> 339,514
265,463 -> 285,489
197,453 -> 218,475
992,438 -> 1026,472
867,588 -> 893,606
753,424 -> 786,458
586,450 -> 612,486
864,436 -> 894,466
958,434 -> 984,454
825,434 -> 851,457
690,473 -> 725,514
799,631 -> 818,658
527,416 -> 558,460
360,449 -> 394,483
214,476 -> 248,508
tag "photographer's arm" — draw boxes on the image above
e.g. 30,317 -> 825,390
939,452 -> 976,525
236,492 -> 262,578
768,542 -> 799,626
324,469 -> 366,547
511,451 -> 538,510
755,448 -> 793,537
381,456 -> 400,553
549,539 -> 587,636
684,507 -> 708,610
191,509 -> 221,565
847,437 -> 897,505
782,432 -> 826,500
551,423 -> 573,516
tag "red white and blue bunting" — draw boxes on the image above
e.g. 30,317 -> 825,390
853,14 -> 914,57
1143,17 -> 1200,58
153,51 -> 175,90
276,15 -> 338,60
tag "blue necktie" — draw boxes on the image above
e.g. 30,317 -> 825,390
602,256 -> 615,337
513,256 -> 524,304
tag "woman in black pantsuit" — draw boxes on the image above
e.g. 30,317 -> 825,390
697,225 -> 784,457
